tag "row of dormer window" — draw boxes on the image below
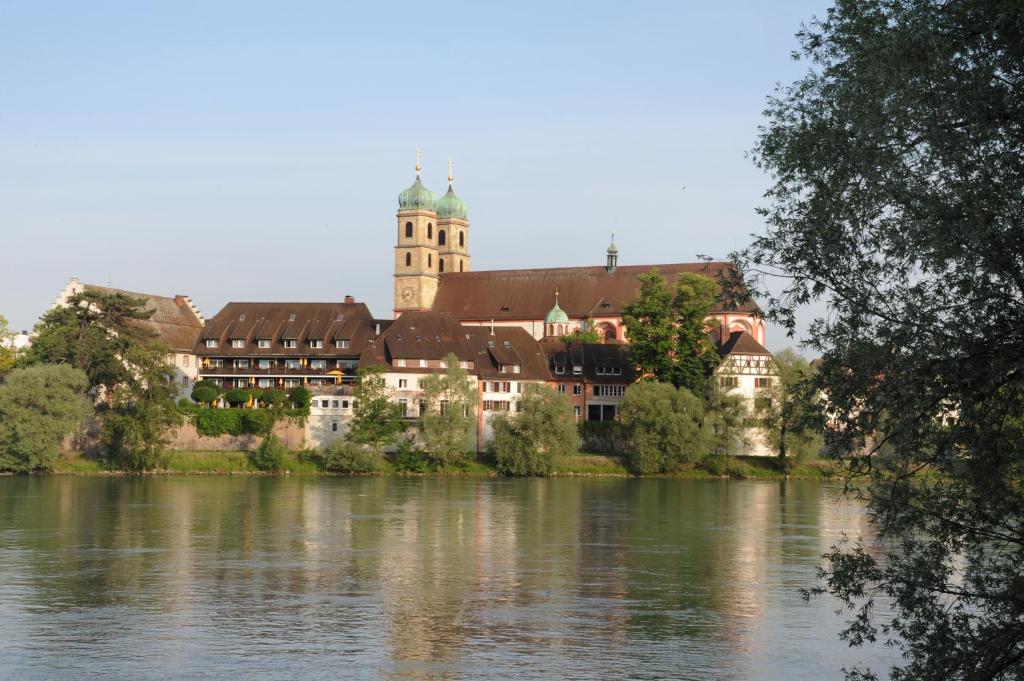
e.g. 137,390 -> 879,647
204,338 -> 351,349
204,358 -> 357,370
393,358 -> 473,370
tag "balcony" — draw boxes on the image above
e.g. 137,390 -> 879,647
199,365 -> 355,377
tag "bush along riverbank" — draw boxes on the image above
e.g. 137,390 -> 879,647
46,449 -> 842,480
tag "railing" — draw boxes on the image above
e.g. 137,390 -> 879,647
199,365 -> 355,376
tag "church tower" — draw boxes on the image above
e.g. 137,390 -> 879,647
394,151 -> 439,317
435,158 -> 470,275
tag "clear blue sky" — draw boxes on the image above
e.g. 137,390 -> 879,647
0,0 -> 830,351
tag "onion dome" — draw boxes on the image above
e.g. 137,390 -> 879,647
545,291 -> 570,324
436,159 -> 468,220
607,233 -> 618,255
398,175 -> 437,212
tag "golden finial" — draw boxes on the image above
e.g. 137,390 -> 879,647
415,147 -> 422,176
448,157 -> 454,184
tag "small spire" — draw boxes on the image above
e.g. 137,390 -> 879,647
415,147 -> 422,177
448,157 -> 454,185
555,289 -> 560,305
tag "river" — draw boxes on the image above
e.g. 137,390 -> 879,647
0,476 -> 898,680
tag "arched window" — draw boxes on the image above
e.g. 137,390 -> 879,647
405,252 -> 411,267
428,253 -> 432,268
405,222 -> 413,238
438,230 -> 446,246
600,322 -> 617,342
459,259 -> 464,272
459,231 -> 464,247
438,259 -> 445,273
427,223 -> 433,239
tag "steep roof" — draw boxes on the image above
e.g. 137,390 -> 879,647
717,329 -> 772,356
430,261 -> 757,321
465,326 -> 551,380
375,310 -> 475,362
72,282 -> 204,353
539,339 -> 637,384
195,301 -> 375,357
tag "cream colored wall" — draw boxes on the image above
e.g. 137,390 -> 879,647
394,209 -> 441,314
306,395 -> 354,448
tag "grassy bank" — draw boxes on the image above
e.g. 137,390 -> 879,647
51,450 -> 842,479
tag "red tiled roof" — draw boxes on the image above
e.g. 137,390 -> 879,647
430,262 -> 758,321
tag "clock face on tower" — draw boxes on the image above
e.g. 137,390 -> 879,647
400,285 -> 415,303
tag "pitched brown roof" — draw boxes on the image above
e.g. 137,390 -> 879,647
717,330 -> 771,356
375,310 -> 475,362
79,284 -> 203,353
539,339 -> 637,384
430,262 -> 758,321
195,302 -> 375,357
465,327 -> 551,380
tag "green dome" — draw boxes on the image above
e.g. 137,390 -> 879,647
436,184 -> 468,220
398,176 -> 437,212
545,297 -> 569,324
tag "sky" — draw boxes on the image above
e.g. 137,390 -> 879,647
0,0 -> 831,351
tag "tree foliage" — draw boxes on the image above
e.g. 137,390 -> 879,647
347,365 -> 404,454
489,384 -> 579,476
249,435 -> 286,471
418,353 -> 476,467
622,270 -> 720,393
0,364 -> 92,472
320,438 -> 378,473
702,383 -> 748,459
0,314 -> 18,375
733,2 -> 1024,677
191,380 -> 221,405
560,320 -> 604,344
617,382 -> 705,473
755,349 -> 823,464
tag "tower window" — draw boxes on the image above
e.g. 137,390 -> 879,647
428,253 -> 432,268
459,259 -> 464,272
438,230 -> 446,246
427,223 -> 433,239
459,231 -> 464,247
439,259 -> 445,273
405,221 -> 413,238
405,252 -> 411,267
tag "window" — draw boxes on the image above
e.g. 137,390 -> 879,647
438,229 -> 446,246
258,379 -> 273,388
331,400 -> 339,408
483,400 -> 511,412
234,359 -> 249,368
183,355 -> 190,367
428,253 -> 432,268
331,422 -> 338,432
342,400 -> 350,409
439,259 -> 444,273
755,377 -> 773,389
398,398 -> 408,416
420,400 -> 428,417
258,339 -> 271,348
427,223 -> 433,239
205,339 -> 218,348
396,359 -> 406,368
310,339 -> 323,349
593,385 -> 626,398
398,379 -> 408,388
235,379 -> 249,388
557,385 -> 566,395
283,339 -> 297,349
517,383 -> 524,394
320,400 -> 329,408
207,359 -> 224,368
459,231 -> 464,247
500,364 -> 520,374
288,313 -> 296,322
258,359 -> 272,369
555,365 -> 565,375
572,365 -> 582,375
459,260 -> 464,272
419,359 -> 428,368
335,339 -> 350,349
182,376 -> 189,386
310,359 -> 326,370
595,366 -> 622,376
574,406 -> 582,419
405,252 -> 412,267
285,359 -> 301,369
231,339 -> 245,348
573,384 -> 582,396
405,221 -> 413,238
284,378 -> 300,388
719,376 -> 739,389
460,360 -> 470,369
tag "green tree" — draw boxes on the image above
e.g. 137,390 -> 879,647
489,384 -> 579,476
0,314 -> 18,375
320,438 -> 378,473
560,319 -> 604,344
755,349 -> 823,465
622,270 -> 720,392
191,379 -> 221,405
249,435 -> 286,471
100,342 -> 183,470
734,2 -> 1024,677
0,364 -> 92,472
347,365 -> 404,455
418,352 -> 476,467
618,382 -> 705,473
702,384 -> 748,458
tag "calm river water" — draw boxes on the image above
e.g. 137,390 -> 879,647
0,477 -> 897,680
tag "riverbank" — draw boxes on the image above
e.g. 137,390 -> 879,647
49,450 -> 843,480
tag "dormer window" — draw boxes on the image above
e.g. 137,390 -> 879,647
283,339 -> 297,349
572,365 -> 583,375
335,339 -> 350,349
555,365 -> 565,375
231,339 -> 245,348
257,339 -> 271,348
205,339 -> 218,348
310,340 -> 323,349
419,359 -> 428,368
288,313 -> 296,322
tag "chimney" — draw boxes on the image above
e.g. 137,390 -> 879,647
344,295 -> 355,304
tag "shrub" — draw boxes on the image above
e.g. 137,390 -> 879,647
191,380 -> 221,404
618,383 -> 705,474
489,385 -> 579,476
578,420 -> 626,454
260,389 -> 288,408
223,389 -> 251,406
249,435 -> 286,471
321,439 -> 378,474
193,408 -> 243,436
391,438 -> 429,472
240,409 -> 277,436
288,387 -> 312,412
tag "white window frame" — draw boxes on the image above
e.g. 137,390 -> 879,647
257,339 -> 271,349
335,339 -> 350,349
310,339 -> 323,349
283,339 -> 297,349
231,339 -> 245,349
205,339 -> 218,348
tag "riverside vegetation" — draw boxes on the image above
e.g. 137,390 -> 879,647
0,287 -> 827,478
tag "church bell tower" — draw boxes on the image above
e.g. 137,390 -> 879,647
394,150 -> 439,317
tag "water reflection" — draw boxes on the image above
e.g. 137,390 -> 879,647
0,476 -> 889,680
